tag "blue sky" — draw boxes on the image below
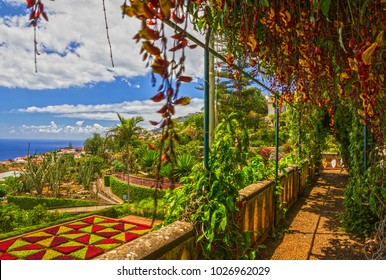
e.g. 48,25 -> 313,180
0,0 -> 205,140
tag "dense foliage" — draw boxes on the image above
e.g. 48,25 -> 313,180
109,175 -> 165,202
0,203 -> 63,234
163,114 -> 276,259
7,195 -> 100,210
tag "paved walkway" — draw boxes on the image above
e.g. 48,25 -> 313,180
48,205 -> 113,213
258,169 -> 366,260
121,215 -> 162,226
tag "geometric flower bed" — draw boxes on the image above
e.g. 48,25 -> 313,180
0,215 -> 151,260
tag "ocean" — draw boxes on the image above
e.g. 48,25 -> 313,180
0,139 -> 84,161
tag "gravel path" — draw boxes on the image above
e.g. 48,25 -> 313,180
257,169 -> 366,260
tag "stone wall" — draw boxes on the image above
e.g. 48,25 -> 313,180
96,221 -> 196,260
321,152 -> 343,169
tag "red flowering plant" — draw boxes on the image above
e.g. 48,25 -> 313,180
259,147 -> 282,167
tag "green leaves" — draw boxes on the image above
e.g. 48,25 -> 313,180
320,0 -> 332,19
162,113 -> 276,259
338,27 -> 347,53
259,0 -> 269,8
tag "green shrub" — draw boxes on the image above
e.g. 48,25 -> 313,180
174,154 -> 195,180
140,150 -> 158,173
0,203 -> 21,233
112,159 -> 126,173
114,199 -> 164,220
104,175 -> 111,187
0,184 -> 8,197
28,204 -> 62,225
109,176 -> 165,202
7,196 -> 100,210
0,203 -> 64,234
94,205 -> 119,218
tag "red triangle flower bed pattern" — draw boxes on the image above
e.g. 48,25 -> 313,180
0,215 -> 151,260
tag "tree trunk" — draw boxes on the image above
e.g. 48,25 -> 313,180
127,153 -> 131,203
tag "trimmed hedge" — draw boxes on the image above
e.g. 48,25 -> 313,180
0,184 -> 7,197
104,175 -> 111,187
7,196 -> 100,210
110,176 -> 165,202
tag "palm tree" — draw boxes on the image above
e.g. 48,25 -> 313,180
106,114 -> 144,203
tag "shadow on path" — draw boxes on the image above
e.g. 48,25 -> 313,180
257,169 -> 366,260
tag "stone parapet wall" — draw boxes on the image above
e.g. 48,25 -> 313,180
96,221 -> 196,260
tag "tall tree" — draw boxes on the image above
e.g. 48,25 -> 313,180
217,84 -> 268,130
84,133 -> 104,156
106,114 -> 144,202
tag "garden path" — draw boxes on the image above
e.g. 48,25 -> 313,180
257,169 -> 366,260
47,205 -> 113,213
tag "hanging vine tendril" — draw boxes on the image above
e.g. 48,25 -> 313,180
26,0 -> 49,73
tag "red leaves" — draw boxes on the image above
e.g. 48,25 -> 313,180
175,96 -> 191,106
142,41 -> 161,55
26,0 -> 36,9
226,53 -> 234,65
138,26 -> 160,40
151,56 -> 170,77
172,11 -> 185,24
349,38 -> 355,48
149,120 -> 159,126
159,0 -> 172,20
151,91 -> 165,102
171,32 -> 186,40
157,105 -> 168,115
26,0 -> 48,25
178,76 -> 193,83
42,12 -> 48,22
148,143 -> 156,150
169,39 -> 188,52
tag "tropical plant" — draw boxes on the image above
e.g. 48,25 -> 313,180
140,150 -> 158,174
0,203 -> 21,233
2,176 -> 23,194
217,84 -> 268,131
84,133 -> 105,156
174,154 -> 195,180
46,153 -> 72,197
106,114 -> 144,202
23,153 -> 52,196
76,156 -> 105,190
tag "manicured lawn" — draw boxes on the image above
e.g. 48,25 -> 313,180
0,215 -> 150,260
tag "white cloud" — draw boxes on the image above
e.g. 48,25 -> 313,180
16,120 -> 109,137
0,0 -> 205,89
17,98 -> 204,130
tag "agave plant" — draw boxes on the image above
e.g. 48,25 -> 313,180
174,154 -> 195,181
141,150 -> 158,174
